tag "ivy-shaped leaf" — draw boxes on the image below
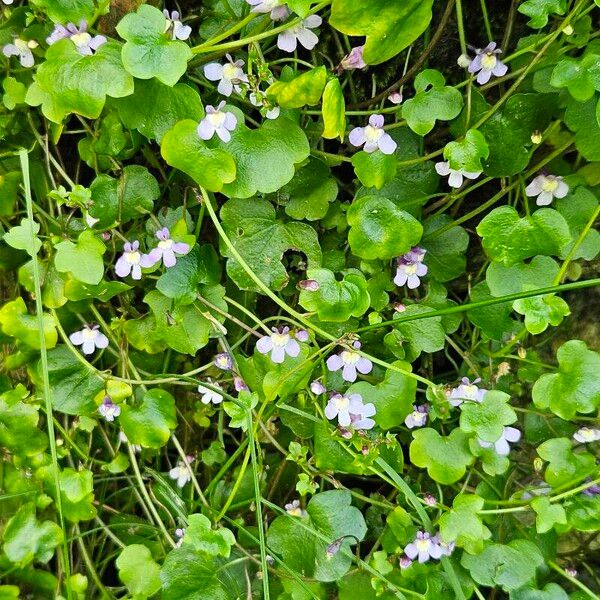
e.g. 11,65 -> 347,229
477,206 -> 570,266
532,340 -> 600,419
402,69 -> 463,135
267,66 -> 327,108
537,437 -> 595,487
220,198 -> 321,291
409,428 -> 474,484
29,0 -> 95,23
329,0 -> 433,65
550,54 -> 600,101
564,95 -> 600,161
3,218 -> 41,256
351,151 -> 397,190
531,497 -> 567,533
0,297 -> 57,349
116,5 -> 193,86
444,128 -> 489,172
182,514 -> 236,558
116,545 -> 162,600
54,229 -> 106,285
513,294 -> 570,334
439,495 -> 491,554
26,40 -> 133,123
459,390 -> 517,442
518,0 -> 567,28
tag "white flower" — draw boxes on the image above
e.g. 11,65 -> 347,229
435,161 -> 480,188
256,326 -> 300,363
284,499 -> 307,517
197,101 -> 238,142
249,90 -> 280,120
573,427 -> 600,444
449,377 -> 487,407
204,54 -> 249,97
69,324 -> 109,355
478,426 -> 521,456
348,114 -> 397,155
246,0 -> 289,19
405,405 -> 428,429
115,240 -> 144,280
325,393 -> 376,430
169,462 -> 192,488
198,379 -> 223,405
326,341 -> 373,383
98,398 -> 121,422
163,10 -> 192,41
3,38 -> 38,68
525,174 -> 569,206
277,15 -> 322,53
404,531 -> 443,563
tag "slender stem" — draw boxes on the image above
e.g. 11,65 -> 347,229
548,560 -> 600,599
19,149 -> 73,600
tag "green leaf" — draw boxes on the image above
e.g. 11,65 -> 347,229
116,78 -> 203,142
461,540 -> 544,592
120,388 -> 177,449
537,437 -> 595,487
555,187 -> 600,260
564,95 -> 600,161
29,346 -> 105,415
510,583 -> 569,600
29,0 -> 94,23
391,305 -> 446,361
565,494 -> 600,532
88,165 -> 160,229
268,490 -> 367,582
422,215 -> 469,282
279,157 -> 338,221
220,198 -> 321,291
0,385 -> 47,456
477,206 -> 570,266
116,544 -> 162,600
160,119 -> 237,192
220,117 -> 310,198
2,503 -> 63,567
54,229 -> 106,285
532,339 -> 600,419
2,76 -> 27,110
439,495 -> 491,554
3,218 -> 41,257
322,77 -> 346,140
531,496 -> 567,533
64,279 -> 131,302
116,4 -> 193,86
347,363 -> 416,429
329,0 -> 433,65
183,514 -> 236,558
267,66 -> 327,108
459,390 -> 517,442
444,129 -> 489,172
480,93 -> 554,176
467,282 -> 516,341
351,151 -> 397,190
402,69 -> 463,135
26,40 -> 133,123
298,268 -> 370,322
409,428 -> 474,484
513,294 -> 570,334
0,297 -> 57,349
56,467 -> 97,522
156,244 -> 221,304
0,171 -> 21,216
222,391 -> 258,430
550,54 -> 600,101
486,255 -> 559,296
518,0 -> 567,27
347,195 -> 422,260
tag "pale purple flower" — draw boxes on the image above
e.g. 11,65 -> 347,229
277,15 -> 322,53
198,379 -> 223,405
565,567 -> 578,578
394,247 -> 428,289
349,114 -> 397,154
468,42 -> 508,84
310,380 -> 326,395
204,54 -> 249,97
325,392 -> 375,430
256,326 -> 300,363
326,341 -> 373,383
197,101 -> 238,142
169,461 -> 192,488
423,493 -> 437,507
432,534 -> 455,557
246,0 -> 289,20
3,38 -> 38,68
404,531 -> 443,563
234,376 -> 249,392
163,10 -> 192,41
573,427 -> 600,444
339,46 -> 366,71
214,353 -> 233,371
249,90 -> 280,119
449,377 -> 487,407
69,324 -> 109,355
98,397 -> 121,422
405,405 -> 428,429
284,499 -> 307,517
295,329 -> 309,342
115,240 -> 144,280
399,557 -> 413,569
349,400 -> 376,431
525,174 -> 569,206
478,426 -> 521,456
47,21 -> 106,55
435,161 -> 481,188
142,227 -> 189,269
2,0 -> 14,4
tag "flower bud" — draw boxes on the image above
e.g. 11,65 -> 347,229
457,53 -> 471,68
531,130 -> 542,144
298,279 -> 320,291
562,24 -> 574,35
388,91 -> 402,105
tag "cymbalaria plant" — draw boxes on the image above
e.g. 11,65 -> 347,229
0,0 -> 599,598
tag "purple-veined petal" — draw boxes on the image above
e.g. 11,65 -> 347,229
324,400 -> 338,420
407,274 -> 421,289
492,61 -> 508,77
174,22 -> 192,41
271,345 -> 286,363
476,68 -> 492,85
295,27 -> 319,50
341,363 -> 357,382
368,114 -> 384,128
131,264 -> 142,280
95,332 -> 109,348
326,354 -> 344,372
356,357 -> 373,375
285,338 -> 300,358
555,180 -> 569,198
404,544 -> 418,560
172,241 -> 190,255
139,252 -> 158,268
536,191 -> 553,206
338,408 -> 351,427
218,77 -> 234,96
162,249 -> 177,268
69,330 -> 84,345
416,263 -> 428,276
216,126 -> 232,142
204,62 -> 224,81
468,54 -> 483,73
303,14 -> 322,28
504,427 -> 521,443
81,339 -> 96,355
197,119 -> 215,140
377,133 -> 397,155
277,30 -> 297,52
348,126 -> 366,147
256,336 -> 273,354
224,111 -> 237,130
394,268 -> 408,287
115,257 -> 132,277
525,176 -> 544,196
89,35 -> 107,50
362,140 -> 378,153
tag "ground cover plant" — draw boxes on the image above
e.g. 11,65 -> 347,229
0,0 -> 600,597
